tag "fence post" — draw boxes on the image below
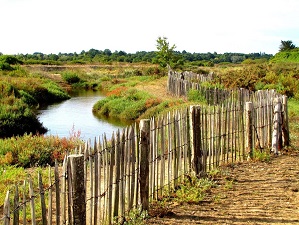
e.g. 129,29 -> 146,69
189,105 -> 204,177
67,154 -> 86,225
13,185 -> 19,225
282,96 -> 290,146
3,191 -> 10,225
139,119 -> 150,211
54,160 -> 60,225
38,172 -> 47,225
272,98 -> 282,154
245,102 -> 253,159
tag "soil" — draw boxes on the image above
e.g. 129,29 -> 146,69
146,150 -> 299,225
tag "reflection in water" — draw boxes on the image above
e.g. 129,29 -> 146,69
38,90 -> 130,142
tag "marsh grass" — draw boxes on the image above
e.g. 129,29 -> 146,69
0,133 -> 82,167
93,88 -> 162,120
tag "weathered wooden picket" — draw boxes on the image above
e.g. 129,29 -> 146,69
1,77 -> 289,224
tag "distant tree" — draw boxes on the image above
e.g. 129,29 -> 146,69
155,37 -> 184,69
155,36 -> 177,68
279,40 -> 296,52
103,49 -> 112,56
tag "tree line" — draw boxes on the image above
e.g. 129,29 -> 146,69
0,48 -> 272,66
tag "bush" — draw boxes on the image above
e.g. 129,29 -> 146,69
0,96 -> 48,138
0,134 -> 83,167
62,72 -> 81,84
0,62 -> 13,70
0,55 -> 23,71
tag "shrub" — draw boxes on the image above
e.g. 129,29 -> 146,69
62,72 -> 81,84
0,134 -> 83,167
0,62 -> 13,71
0,95 -> 48,138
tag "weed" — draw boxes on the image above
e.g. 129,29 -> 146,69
121,207 -> 149,225
174,175 -> 217,204
253,149 -> 271,162
224,179 -> 234,190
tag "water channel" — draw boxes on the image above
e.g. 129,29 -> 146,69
38,90 -> 130,142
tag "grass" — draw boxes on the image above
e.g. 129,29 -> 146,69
287,98 -> 299,150
174,176 -> 217,204
0,165 -> 55,223
93,88 -> 162,120
147,175 -> 217,219
253,149 -> 271,162
0,67 -> 70,138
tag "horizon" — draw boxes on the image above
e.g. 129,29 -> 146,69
1,0 -> 298,55
0,48 -> 274,56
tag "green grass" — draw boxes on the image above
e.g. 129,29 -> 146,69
271,48 -> 299,63
174,176 -> 217,204
93,88 -> 162,120
252,150 -> 271,162
0,165 -> 27,204
0,165 -> 55,222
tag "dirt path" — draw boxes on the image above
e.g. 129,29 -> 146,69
135,76 -> 182,101
146,151 -> 299,225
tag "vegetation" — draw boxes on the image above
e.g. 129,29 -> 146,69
155,37 -> 183,68
1,39 -> 299,217
270,40 -> 299,63
271,48 -> 299,63
0,55 -> 23,70
204,63 -> 299,98
279,40 -> 296,52
93,87 -> 162,121
9,48 -> 272,66
0,62 -> 70,138
0,131 -> 82,167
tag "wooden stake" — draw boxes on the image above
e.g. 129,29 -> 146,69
139,119 -> 150,211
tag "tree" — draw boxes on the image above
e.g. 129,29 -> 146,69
155,36 -> 179,68
279,40 -> 296,52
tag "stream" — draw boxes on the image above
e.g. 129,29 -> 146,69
38,90 -> 130,142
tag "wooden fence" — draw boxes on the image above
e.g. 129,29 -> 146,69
1,93 -> 289,224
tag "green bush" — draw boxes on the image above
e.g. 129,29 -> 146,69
0,62 -> 13,70
0,96 -> 48,138
62,72 -> 81,84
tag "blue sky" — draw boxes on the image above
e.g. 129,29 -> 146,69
0,0 -> 298,55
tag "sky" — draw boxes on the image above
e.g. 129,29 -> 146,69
0,0 -> 298,55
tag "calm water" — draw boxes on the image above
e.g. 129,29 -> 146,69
38,90 -> 129,142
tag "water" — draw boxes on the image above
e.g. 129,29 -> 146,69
38,90 -> 130,142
